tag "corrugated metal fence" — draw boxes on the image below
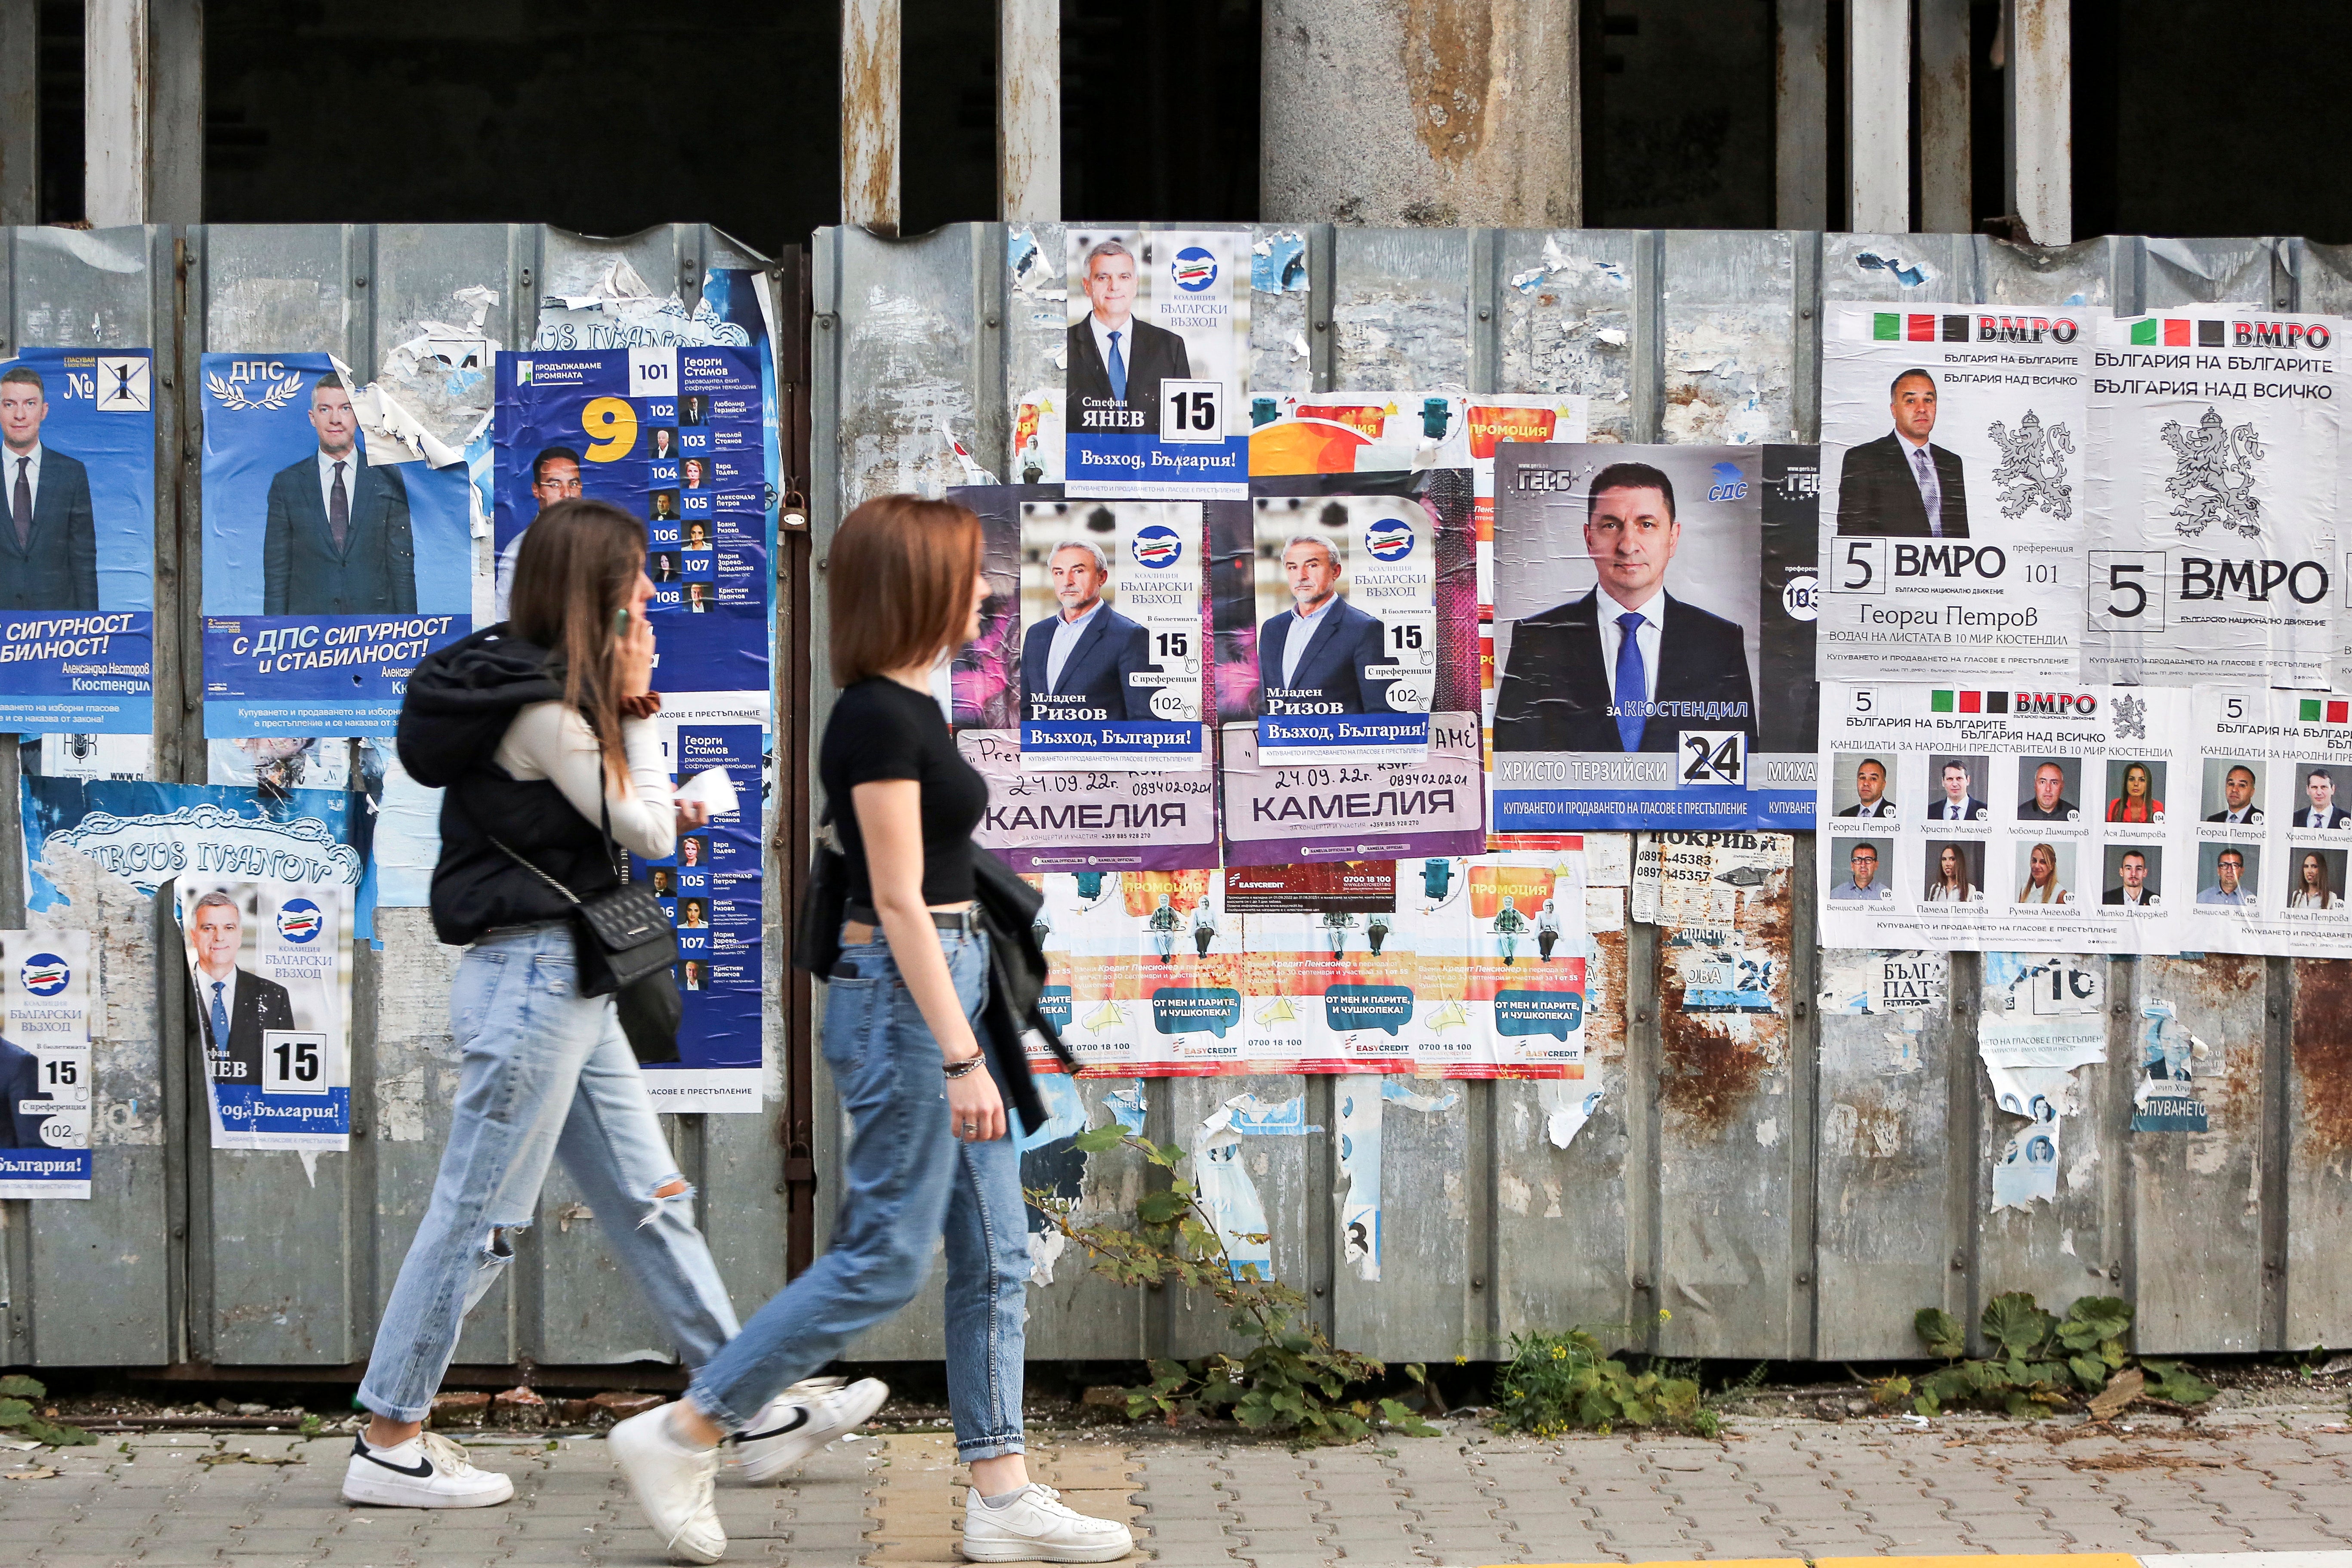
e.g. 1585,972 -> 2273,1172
8,221 -> 2351,1380
0,222 -> 802,1382
811,222 -> 2352,1366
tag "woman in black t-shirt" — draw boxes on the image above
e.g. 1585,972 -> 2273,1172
609,496 -> 1132,1565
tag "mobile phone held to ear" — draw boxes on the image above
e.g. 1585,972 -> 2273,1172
615,606 -> 631,637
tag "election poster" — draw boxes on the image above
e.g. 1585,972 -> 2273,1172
0,350 -> 154,734
2086,309 -> 2340,689
1238,390 -> 1593,651
1490,443 -> 1811,832
1816,682 -> 2193,954
200,354 -> 472,735
1025,851 -> 1585,1078
495,345 -> 771,697
1216,472 -> 1484,866
178,878 -> 353,1153
2174,687 -> 2352,958
635,715 -> 763,1111
0,931 -> 94,1199
1817,304 -> 2093,681
1064,228 -> 1248,499
951,485 -> 1219,873
1015,497 -> 1207,770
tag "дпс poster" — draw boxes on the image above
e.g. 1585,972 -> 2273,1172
200,353 -> 472,736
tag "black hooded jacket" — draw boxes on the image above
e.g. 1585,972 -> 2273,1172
399,624 -> 621,948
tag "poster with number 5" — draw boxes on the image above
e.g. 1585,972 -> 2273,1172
494,347 -> 771,694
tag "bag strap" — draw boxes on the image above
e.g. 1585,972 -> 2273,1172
489,836 -> 583,906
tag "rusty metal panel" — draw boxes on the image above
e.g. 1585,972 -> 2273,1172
2286,958 -> 2352,1346
2126,955 -> 2273,1353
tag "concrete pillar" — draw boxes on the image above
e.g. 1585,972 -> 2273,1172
0,0 -> 37,225
1775,0 -> 1830,229
84,0 -> 201,226
2007,0 -> 2070,244
1260,0 -> 1580,227
998,0 -> 1059,222
1846,0 -> 1910,232
842,0 -> 900,234
1918,0 -> 1971,233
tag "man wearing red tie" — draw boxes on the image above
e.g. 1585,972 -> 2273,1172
0,366 -> 98,611
263,374 -> 416,615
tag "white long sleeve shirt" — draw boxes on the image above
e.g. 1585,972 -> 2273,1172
494,704 -> 676,861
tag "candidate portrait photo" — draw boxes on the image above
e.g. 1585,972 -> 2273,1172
1019,532 -> 1158,722
1836,367 -> 1971,538
1066,237 -> 1191,436
263,374 -> 415,615
0,365 -> 99,611
1255,519 -> 1392,716
1492,457 -> 1756,756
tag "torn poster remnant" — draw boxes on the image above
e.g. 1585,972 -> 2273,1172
2131,999 -> 2211,1133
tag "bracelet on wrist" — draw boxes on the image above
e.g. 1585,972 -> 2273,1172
942,1051 -> 986,1080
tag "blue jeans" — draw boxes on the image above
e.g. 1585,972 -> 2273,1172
688,925 -> 1028,1460
358,923 -> 742,1423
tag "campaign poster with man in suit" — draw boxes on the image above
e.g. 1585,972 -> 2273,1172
1063,229 -> 1248,500
1015,500 -> 1205,770
1214,472 -> 1485,867
200,353 -> 472,737
1490,444 -> 1788,832
178,879 -> 352,1152
1248,493 -> 1432,765
945,484 -> 1221,874
1817,303 -> 2090,683
0,350 -> 155,735
0,932 -> 94,1200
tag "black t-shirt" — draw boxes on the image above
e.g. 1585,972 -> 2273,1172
820,677 -> 990,906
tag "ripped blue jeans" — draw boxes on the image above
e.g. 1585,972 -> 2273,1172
357,922 -> 740,1423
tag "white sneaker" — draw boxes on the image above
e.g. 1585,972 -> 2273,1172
961,1482 -> 1135,1563
608,1405 -> 726,1564
341,1430 -> 515,1508
728,1376 -> 890,1484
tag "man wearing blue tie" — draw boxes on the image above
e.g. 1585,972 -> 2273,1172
188,890 -> 296,1093
1066,240 -> 1191,438
1492,462 -> 1756,754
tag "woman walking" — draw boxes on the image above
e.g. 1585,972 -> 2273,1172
346,499 -> 880,1510
606,495 -> 1133,1565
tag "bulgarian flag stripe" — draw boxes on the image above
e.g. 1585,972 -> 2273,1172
1932,690 -> 2011,714
2301,699 -> 2352,725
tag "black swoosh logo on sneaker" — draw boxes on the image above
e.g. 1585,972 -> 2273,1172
733,1407 -> 812,1445
355,1445 -> 436,1478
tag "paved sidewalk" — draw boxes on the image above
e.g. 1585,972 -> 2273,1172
9,1403 -> 2352,1566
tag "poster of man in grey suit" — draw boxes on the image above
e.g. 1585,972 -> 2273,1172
262,375 -> 416,615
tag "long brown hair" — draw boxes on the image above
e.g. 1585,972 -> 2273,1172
508,498 -> 646,785
828,494 -> 982,685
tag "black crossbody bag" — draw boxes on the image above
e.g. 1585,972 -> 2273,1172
791,805 -> 849,976
493,799 -> 682,1065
